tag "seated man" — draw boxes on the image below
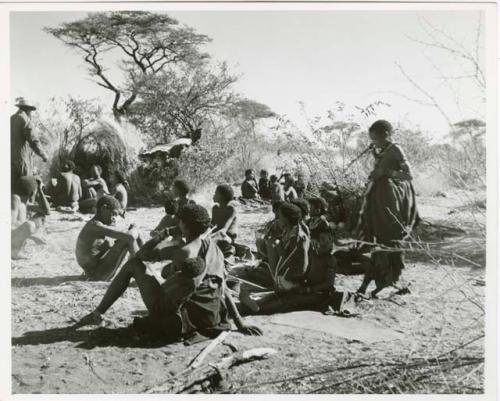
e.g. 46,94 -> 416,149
73,204 -> 262,340
270,174 -> 284,202
82,164 -> 109,198
240,223 -> 351,315
11,177 -> 50,259
75,196 -> 143,281
52,160 -> 82,210
211,184 -> 238,258
258,169 -> 272,200
240,169 -> 259,200
110,171 -> 128,211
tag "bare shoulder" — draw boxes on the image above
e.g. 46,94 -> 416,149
11,194 -> 21,207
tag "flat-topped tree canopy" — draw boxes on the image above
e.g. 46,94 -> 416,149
44,11 -> 211,119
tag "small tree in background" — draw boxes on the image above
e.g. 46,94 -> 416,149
128,62 -> 237,145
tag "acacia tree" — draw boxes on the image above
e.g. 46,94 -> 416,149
45,11 -> 210,119
128,62 -> 237,144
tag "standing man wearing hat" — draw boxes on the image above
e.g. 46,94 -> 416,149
11,97 -> 48,194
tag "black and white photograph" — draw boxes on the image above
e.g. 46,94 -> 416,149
0,1 -> 497,398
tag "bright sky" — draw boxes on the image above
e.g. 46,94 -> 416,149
10,9 -> 486,139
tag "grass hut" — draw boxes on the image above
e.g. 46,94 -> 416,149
71,120 -> 136,181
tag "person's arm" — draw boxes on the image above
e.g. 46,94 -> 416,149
24,119 -> 48,162
11,195 -> 21,228
135,235 -> 164,262
88,220 -> 137,245
84,178 -> 103,187
391,145 -> 413,180
137,228 -> 185,262
224,287 -> 262,336
215,205 -> 237,235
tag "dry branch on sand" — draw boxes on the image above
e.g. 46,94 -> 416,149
145,347 -> 277,394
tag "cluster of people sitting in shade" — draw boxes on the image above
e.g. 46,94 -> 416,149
12,116 -> 419,344
240,169 -> 307,203
49,161 -> 129,214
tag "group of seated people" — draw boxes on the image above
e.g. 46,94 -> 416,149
71,177 -> 375,343
48,160 -> 128,214
73,179 -> 263,342
240,169 -> 308,203
10,160 -> 129,259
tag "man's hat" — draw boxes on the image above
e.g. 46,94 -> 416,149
15,97 -> 37,111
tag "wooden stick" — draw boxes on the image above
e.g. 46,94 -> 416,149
227,275 -> 268,290
145,348 -> 277,394
188,331 -> 230,370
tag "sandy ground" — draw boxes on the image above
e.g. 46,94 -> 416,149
11,191 -> 485,394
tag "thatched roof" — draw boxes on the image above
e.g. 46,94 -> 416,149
71,120 -> 136,178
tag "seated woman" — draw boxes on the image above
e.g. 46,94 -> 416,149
245,202 -> 309,290
291,198 -> 311,236
111,171 -> 129,211
240,169 -> 260,200
73,204 -> 261,341
240,223 -> 351,315
211,184 -> 238,258
255,200 -> 285,260
75,196 -> 143,281
11,177 -> 50,259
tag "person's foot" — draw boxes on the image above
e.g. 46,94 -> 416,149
72,311 -> 103,329
239,289 -> 260,313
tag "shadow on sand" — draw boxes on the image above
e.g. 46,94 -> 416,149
12,326 -> 176,349
11,275 -> 90,288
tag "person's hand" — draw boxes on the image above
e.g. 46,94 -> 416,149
41,155 -> 48,163
238,324 -> 263,336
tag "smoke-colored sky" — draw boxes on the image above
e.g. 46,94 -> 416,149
10,9 -> 486,139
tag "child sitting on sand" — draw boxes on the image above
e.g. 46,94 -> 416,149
211,184 -> 238,257
11,177 -> 50,259
171,179 -> 195,209
75,195 -> 143,281
150,195 -> 178,238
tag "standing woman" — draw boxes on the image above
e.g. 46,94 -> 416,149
356,120 -> 420,297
